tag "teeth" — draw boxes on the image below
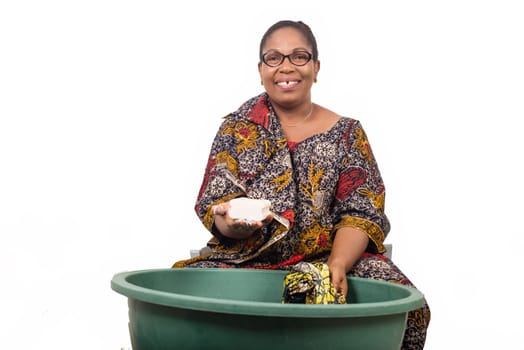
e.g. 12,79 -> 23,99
277,81 -> 298,87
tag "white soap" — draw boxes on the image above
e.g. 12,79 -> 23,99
228,198 -> 271,221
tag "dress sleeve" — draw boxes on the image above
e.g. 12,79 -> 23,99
194,117 -> 246,234
332,120 -> 391,253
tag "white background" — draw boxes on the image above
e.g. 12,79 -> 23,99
1,0 -> 523,349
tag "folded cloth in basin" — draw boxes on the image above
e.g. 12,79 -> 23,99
282,262 -> 346,304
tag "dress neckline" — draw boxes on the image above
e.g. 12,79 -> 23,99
288,140 -> 299,151
285,118 -> 345,149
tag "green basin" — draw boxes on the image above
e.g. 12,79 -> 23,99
111,268 -> 424,350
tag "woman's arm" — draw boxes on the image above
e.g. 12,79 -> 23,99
327,226 -> 369,297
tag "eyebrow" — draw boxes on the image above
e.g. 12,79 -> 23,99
263,48 -> 310,54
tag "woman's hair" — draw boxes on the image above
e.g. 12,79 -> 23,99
259,20 -> 318,62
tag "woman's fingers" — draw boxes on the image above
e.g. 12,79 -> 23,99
329,265 -> 348,297
212,203 -> 230,216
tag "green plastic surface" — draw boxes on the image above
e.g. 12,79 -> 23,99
111,268 -> 425,350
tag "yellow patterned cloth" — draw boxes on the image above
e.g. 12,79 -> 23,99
282,262 -> 346,304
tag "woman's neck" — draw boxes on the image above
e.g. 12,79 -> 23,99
275,102 -> 315,128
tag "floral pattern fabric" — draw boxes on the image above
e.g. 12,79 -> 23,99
174,92 -> 390,268
282,262 -> 346,304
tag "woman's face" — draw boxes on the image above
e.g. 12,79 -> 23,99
258,27 -> 320,109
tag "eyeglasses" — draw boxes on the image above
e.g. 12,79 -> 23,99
261,50 -> 313,67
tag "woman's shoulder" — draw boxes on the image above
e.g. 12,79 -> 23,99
316,105 -> 358,121
222,93 -> 269,123
316,105 -> 362,130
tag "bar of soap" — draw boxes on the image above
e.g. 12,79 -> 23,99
228,198 -> 271,221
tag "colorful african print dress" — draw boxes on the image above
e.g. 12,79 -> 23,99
173,93 -> 430,349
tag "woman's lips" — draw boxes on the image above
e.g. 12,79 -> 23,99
276,80 -> 299,89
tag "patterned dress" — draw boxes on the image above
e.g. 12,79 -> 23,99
173,93 -> 430,349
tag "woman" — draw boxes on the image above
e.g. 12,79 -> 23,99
173,20 -> 430,349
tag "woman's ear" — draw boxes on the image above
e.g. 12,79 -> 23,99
314,60 -> 320,82
258,62 -> 264,85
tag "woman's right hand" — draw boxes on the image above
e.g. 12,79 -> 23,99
212,202 -> 273,240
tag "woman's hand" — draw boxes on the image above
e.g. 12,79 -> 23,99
327,226 -> 369,299
212,202 -> 273,240
327,259 -> 348,297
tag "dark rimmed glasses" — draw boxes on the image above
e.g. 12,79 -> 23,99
261,50 -> 313,67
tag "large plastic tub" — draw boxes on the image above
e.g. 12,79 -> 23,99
111,268 -> 424,350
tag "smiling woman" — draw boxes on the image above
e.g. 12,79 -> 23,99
172,20 -> 431,349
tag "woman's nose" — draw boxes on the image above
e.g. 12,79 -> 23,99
278,58 -> 295,72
